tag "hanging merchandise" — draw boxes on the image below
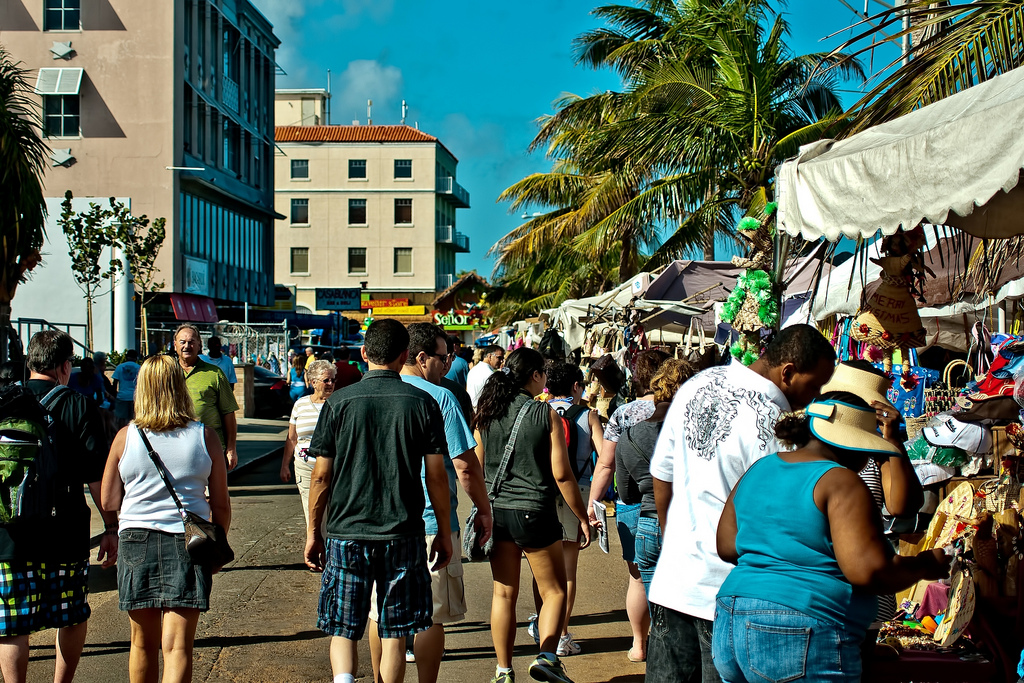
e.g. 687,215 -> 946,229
722,200 -> 779,366
683,318 -> 717,371
850,226 -> 932,384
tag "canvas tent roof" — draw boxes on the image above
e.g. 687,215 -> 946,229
777,65 -> 1024,243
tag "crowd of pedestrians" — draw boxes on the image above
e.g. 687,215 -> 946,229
0,319 -> 950,683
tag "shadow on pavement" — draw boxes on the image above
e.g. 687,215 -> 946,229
227,485 -> 296,497
219,562 -> 309,572
605,675 -> 645,682
194,630 -> 325,648
573,634 -> 635,656
564,609 -> 628,627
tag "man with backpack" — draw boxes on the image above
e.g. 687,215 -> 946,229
0,330 -> 117,682
526,360 -> 604,657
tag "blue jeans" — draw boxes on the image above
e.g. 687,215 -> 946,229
634,515 -> 661,594
615,501 -> 641,563
712,597 -> 863,683
646,603 -> 720,683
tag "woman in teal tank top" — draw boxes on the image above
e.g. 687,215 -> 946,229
712,392 -> 950,683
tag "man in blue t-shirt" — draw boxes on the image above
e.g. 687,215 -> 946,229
367,323 -> 491,683
111,349 -> 141,423
443,334 -> 470,386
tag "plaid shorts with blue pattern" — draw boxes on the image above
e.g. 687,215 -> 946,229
0,560 -> 91,636
317,536 -> 432,640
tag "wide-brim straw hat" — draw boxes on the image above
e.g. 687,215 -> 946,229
806,399 -> 901,456
820,362 -> 896,410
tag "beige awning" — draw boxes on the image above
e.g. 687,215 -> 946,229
777,65 -> 1024,242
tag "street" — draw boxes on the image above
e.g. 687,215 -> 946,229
26,430 -> 646,683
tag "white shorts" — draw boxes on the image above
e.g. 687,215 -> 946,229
369,531 -> 466,625
556,484 -> 590,543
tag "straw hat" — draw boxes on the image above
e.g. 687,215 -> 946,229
820,362 -> 896,410
806,399 -> 901,455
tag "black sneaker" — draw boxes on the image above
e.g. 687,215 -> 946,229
528,655 -> 573,683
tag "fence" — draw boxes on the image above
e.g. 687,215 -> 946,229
140,321 -> 291,367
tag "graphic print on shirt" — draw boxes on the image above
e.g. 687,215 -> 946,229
684,367 -> 737,461
737,387 -> 782,452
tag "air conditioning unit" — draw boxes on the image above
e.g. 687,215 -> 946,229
631,273 -> 651,296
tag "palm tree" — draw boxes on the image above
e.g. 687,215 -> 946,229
832,0 -> 1024,132
0,47 -> 48,360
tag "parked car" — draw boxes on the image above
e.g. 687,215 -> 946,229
252,366 -> 293,418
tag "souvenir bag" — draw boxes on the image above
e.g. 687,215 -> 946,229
923,359 -> 973,417
463,402 -> 532,561
933,563 -> 976,647
683,318 -> 717,371
975,471 -> 1021,514
136,427 -> 234,569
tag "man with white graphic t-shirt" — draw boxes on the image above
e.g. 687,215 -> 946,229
645,325 -> 835,683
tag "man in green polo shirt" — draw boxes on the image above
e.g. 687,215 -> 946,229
175,323 -> 239,470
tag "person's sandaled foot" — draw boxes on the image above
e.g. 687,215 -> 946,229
627,647 -> 646,663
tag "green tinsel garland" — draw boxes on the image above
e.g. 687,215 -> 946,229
721,269 -> 778,328
764,201 -> 778,216
738,216 -> 761,232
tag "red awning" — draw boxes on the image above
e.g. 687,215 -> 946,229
170,294 -> 219,323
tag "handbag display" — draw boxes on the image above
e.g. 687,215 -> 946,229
463,402 -> 532,561
136,427 -> 234,569
683,318 -> 717,371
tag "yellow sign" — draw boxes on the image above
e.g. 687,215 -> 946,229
371,305 -> 427,316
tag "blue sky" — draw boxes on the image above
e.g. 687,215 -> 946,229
255,0 -> 901,277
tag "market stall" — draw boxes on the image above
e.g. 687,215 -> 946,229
776,64 -> 1024,682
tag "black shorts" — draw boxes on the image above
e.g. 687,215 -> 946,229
492,507 -> 562,549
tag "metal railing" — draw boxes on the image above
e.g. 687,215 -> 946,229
15,318 -> 90,357
436,225 -> 470,252
436,273 -> 455,292
435,176 -> 470,207
223,75 -> 240,112
453,231 -> 470,252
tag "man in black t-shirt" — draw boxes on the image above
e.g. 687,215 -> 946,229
0,330 -> 118,683
305,319 -> 452,683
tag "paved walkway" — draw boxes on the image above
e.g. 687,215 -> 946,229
51,420 -> 646,682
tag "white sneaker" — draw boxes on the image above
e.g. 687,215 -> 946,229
526,614 -> 540,644
405,649 -> 415,663
556,633 -> 581,656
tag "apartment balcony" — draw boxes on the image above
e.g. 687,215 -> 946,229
435,225 -> 470,253
436,176 -> 470,208
436,273 -> 455,292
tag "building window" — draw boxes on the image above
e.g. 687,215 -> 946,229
290,198 -> 309,225
290,248 -> 309,274
394,248 -> 413,274
349,159 -> 366,179
348,248 -> 367,274
394,159 -> 412,179
394,199 -> 413,224
291,159 -> 309,179
349,198 -> 366,225
44,0 -> 79,31
43,95 -> 80,137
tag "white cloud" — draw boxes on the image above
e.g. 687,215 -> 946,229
251,0 -> 396,87
334,60 -> 404,125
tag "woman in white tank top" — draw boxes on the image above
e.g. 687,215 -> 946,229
101,355 -> 230,683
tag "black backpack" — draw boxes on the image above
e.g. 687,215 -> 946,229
539,329 -> 566,361
0,383 -> 67,524
554,403 -> 593,481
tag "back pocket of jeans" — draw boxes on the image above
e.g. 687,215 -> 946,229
745,622 -> 810,683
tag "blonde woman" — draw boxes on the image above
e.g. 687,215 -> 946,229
101,355 -> 231,683
280,359 -> 336,526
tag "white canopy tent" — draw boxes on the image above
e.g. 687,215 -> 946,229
777,65 -> 1024,243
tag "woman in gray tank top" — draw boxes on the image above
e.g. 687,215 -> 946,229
473,348 -> 591,683
101,355 -> 231,683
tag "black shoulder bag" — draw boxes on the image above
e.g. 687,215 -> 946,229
463,402 -> 532,561
136,426 -> 235,569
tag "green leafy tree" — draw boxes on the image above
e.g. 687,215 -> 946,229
59,191 -> 123,352
0,48 -> 48,360
109,200 -> 165,356
834,0 -> 1024,133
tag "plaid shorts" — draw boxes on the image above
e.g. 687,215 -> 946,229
317,537 -> 431,640
0,560 -> 90,637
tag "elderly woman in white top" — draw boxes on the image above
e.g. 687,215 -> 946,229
280,359 -> 337,526
101,354 -> 231,683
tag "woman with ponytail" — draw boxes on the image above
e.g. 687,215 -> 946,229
473,348 -> 590,683
712,391 -> 950,683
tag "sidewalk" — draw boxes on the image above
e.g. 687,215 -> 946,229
88,416 -> 289,541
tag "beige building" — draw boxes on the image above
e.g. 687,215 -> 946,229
273,102 -> 471,314
1,0 -> 279,350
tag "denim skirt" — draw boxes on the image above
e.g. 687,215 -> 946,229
117,528 -> 212,612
